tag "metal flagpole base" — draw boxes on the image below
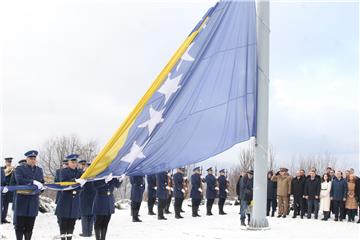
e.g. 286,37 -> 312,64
247,218 -> 270,230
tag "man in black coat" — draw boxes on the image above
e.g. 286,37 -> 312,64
266,171 -> 277,217
291,170 -> 306,218
355,176 -> 360,223
239,170 -> 253,226
146,174 -> 157,215
304,170 -> 321,219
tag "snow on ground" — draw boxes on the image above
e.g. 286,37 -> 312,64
1,203 -> 359,240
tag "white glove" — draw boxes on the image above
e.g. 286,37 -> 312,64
105,173 -> 113,183
183,176 -> 187,180
198,188 -> 202,193
166,186 -> 171,190
33,180 -> 43,189
170,187 -> 174,191
2,186 -> 8,193
225,189 -> 229,193
215,187 -> 219,191
117,174 -> 125,182
167,173 -> 171,177
154,186 -> 157,190
75,178 -> 87,187
181,189 -> 185,193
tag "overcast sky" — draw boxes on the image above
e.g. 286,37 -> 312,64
1,0 -> 359,171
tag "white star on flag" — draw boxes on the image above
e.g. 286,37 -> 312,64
176,42 -> 195,71
158,74 -> 182,104
121,141 -> 146,163
138,106 -> 164,134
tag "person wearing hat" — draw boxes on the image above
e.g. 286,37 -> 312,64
93,176 -> 121,240
271,167 -> 292,218
164,171 -> 173,214
1,157 -> 14,224
156,171 -> 169,220
218,169 -> 228,215
77,160 -> 87,171
239,170 -> 254,226
146,174 -> 157,215
130,175 -> 145,222
14,150 -> 44,240
173,168 -> 185,219
205,167 -> 217,216
55,154 -> 82,240
190,167 -> 202,217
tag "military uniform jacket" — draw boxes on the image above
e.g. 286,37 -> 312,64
80,181 -> 96,216
55,168 -> 82,219
14,164 -> 44,217
130,176 -> 145,202
93,178 -> 121,215
156,172 -> 168,200
54,168 -> 62,204
147,174 -> 157,198
173,172 -> 184,199
190,173 -> 202,199
205,174 -> 217,199
1,166 -> 14,201
218,175 -> 227,199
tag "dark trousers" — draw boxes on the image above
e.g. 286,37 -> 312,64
218,197 -> 226,213
15,216 -> 36,240
346,209 -> 357,221
165,194 -> 172,212
131,201 -> 142,220
206,199 -> 215,214
266,198 -> 277,216
174,198 -> 184,216
148,196 -> 156,213
81,215 -> 94,237
1,194 -> 10,221
94,215 -> 111,240
333,200 -> 345,220
192,198 -> 201,216
307,199 -> 319,218
59,218 -> 76,240
293,196 -> 305,217
157,198 -> 166,218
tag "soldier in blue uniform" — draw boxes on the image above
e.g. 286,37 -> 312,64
165,171 -> 173,214
218,169 -> 228,215
79,163 -> 96,237
1,157 -> 14,224
14,150 -> 44,240
190,167 -> 202,217
55,159 -> 68,204
205,167 -> 217,216
173,168 -> 185,219
55,154 -> 82,240
146,174 -> 157,215
93,177 -> 121,240
10,159 -> 26,227
130,175 -> 145,222
77,159 -> 87,171
156,171 -> 168,220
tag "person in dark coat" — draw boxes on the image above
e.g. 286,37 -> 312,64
218,169 -> 228,215
14,150 -> 44,240
267,171 -> 277,217
55,160 -> 68,204
330,171 -> 348,221
130,175 -> 145,222
1,157 -> 14,224
55,154 -> 82,240
239,170 -> 253,226
291,170 -> 306,218
156,171 -> 169,220
304,170 -> 321,219
93,178 -> 121,240
79,163 -> 96,237
355,175 -> 360,223
173,168 -> 185,219
146,174 -> 157,215
10,159 -> 26,227
165,171 -> 173,214
205,167 -> 217,216
190,167 -> 202,217
1,167 -> 5,224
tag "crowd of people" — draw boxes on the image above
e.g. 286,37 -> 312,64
1,150 -> 359,240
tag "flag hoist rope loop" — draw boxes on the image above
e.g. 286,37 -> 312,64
80,17 -> 210,180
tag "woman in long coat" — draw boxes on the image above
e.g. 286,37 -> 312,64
345,174 -> 357,222
320,173 -> 331,221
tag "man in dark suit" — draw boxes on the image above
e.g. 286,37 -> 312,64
173,168 -> 185,219
218,169 -> 228,215
156,171 -> 169,220
190,167 -> 202,217
130,175 -> 145,222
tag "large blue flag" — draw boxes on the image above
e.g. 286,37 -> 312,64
82,0 -> 257,179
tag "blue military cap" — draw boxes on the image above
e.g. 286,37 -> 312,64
62,159 -> 69,164
18,159 -> 26,164
66,154 -> 79,161
219,169 -> 225,173
193,167 -> 200,172
207,167 -> 213,172
78,159 -> 87,164
4,157 -> 13,162
24,150 -> 38,157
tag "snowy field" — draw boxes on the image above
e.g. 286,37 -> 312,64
1,203 -> 359,240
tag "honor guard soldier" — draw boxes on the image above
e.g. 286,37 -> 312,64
205,167 -> 217,216
79,163 -> 96,237
190,167 -> 202,217
14,150 -> 44,240
55,159 -> 68,204
146,174 -> 157,215
156,171 -> 168,220
218,169 -> 228,215
55,154 -> 82,240
77,159 -> 87,171
10,159 -> 27,227
130,175 -> 145,222
173,168 -> 185,219
2,157 -> 15,223
165,171 -> 173,214
93,177 -> 121,240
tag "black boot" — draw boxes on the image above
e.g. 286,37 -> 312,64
24,231 -> 33,240
192,206 -> 197,217
15,230 -> 24,240
271,211 -> 275,217
241,219 -> 246,226
133,208 -> 142,222
100,227 -> 107,240
95,228 -> 101,240
247,214 -> 251,225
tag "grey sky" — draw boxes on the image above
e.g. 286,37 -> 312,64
1,1 -> 358,171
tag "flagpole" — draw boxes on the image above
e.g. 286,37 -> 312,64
249,0 -> 270,230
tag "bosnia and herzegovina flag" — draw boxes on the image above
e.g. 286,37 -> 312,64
82,0 -> 257,179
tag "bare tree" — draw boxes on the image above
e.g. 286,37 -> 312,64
289,152 -> 338,175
